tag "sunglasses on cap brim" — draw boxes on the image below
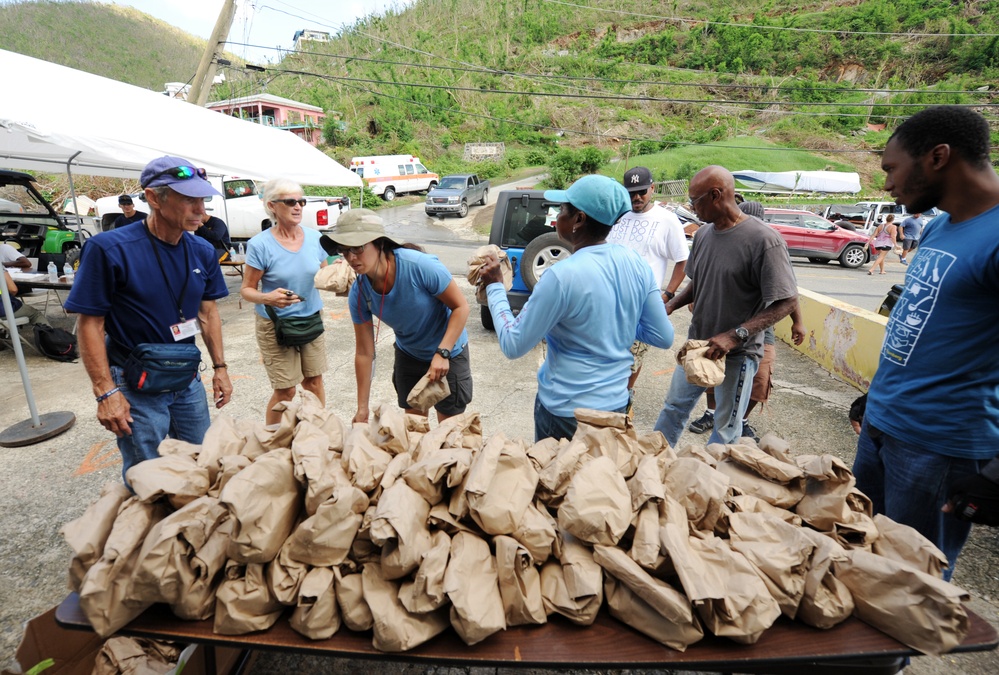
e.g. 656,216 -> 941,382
142,166 -> 208,187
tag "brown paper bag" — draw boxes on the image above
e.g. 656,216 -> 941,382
715,459 -> 803,509
629,501 -> 663,569
509,499 -> 559,564
560,532 -> 603,599
257,398 -> 300,451
406,374 -> 451,413
380,451 -> 415,493
126,453 -> 211,509
314,256 -> 356,293
289,566 -> 341,640
728,494 -> 802,527
220,447 -> 302,563
676,339 -> 725,387
287,484 -> 369,566
727,511 -> 814,619
291,420 -> 332,488
399,530 -> 451,614
170,518 -> 233,620
93,636 -> 181,675
197,413 -> 247,483
834,549 -> 969,655
78,498 -> 169,637
831,512 -> 880,549
558,455 -> 631,546
371,403 -> 411,455
61,482 -> 132,593
627,454 -> 667,511
369,481 -> 433,579
594,545 -> 703,651
237,419 -> 271,460
402,447 -> 472,505
214,561 -> 284,635
795,526 -> 854,629
726,442 -> 805,484
526,436 -> 562,472
155,438 -> 200,459
536,438 -> 590,505
466,433 -> 538,535
342,423 -> 393,492
539,558 -> 602,625
128,495 -> 230,605
871,513 -> 948,577
662,457 -> 731,532
267,536 -> 309,606
414,411 -> 482,459
444,531 -> 507,644
297,389 -> 347,450
467,244 -> 513,304
336,570 -> 374,631
794,454 -> 857,531
208,454 -> 252,499
362,563 -> 450,652
494,535 -> 546,626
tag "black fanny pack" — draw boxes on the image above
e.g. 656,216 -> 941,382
265,306 -> 324,347
112,341 -> 202,394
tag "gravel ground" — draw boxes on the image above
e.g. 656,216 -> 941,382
1,265 -> 996,674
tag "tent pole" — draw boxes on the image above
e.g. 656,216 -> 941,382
0,275 -> 76,447
66,151 -> 84,243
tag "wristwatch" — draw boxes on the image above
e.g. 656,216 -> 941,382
663,290 -> 676,301
436,347 -> 452,359
734,326 -> 750,343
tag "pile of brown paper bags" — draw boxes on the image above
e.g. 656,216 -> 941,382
62,394 -> 969,656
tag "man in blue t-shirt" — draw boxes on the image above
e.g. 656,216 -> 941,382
853,106 -> 999,578
65,156 -> 232,485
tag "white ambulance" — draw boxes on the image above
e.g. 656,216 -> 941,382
350,155 -> 439,201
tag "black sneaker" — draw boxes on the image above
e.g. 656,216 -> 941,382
741,421 -> 760,442
689,410 -> 714,434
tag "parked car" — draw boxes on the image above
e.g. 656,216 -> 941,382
425,174 -> 490,218
762,208 -> 871,269
480,189 -> 567,330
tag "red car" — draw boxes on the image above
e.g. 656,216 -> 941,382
762,208 -> 871,269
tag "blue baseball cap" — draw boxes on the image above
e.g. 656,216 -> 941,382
140,156 -> 220,198
544,174 -> 632,227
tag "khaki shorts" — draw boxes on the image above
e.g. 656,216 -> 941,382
254,313 -> 328,390
630,340 -> 650,374
750,343 -> 776,403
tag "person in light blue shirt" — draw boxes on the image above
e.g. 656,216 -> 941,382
479,174 -> 674,441
240,178 -> 328,424
323,209 -> 472,425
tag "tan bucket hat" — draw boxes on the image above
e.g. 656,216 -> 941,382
319,208 -> 405,255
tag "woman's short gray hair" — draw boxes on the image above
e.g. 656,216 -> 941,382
261,177 -> 304,219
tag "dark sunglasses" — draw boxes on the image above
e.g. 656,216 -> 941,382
143,166 -> 207,187
273,198 -> 307,207
337,243 -> 367,256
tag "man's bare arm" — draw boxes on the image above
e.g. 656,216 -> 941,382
198,299 -> 232,409
77,314 -> 132,437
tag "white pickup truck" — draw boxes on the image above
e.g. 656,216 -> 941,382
94,176 -> 350,241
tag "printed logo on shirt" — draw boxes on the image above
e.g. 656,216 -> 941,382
881,248 -> 955,366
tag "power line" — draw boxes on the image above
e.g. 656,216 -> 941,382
545,0 -> 999,38
222,41 -> 999,97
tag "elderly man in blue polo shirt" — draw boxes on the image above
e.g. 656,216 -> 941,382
66,156 -> 232,485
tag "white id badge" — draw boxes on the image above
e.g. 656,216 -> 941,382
170,318 -> 201,341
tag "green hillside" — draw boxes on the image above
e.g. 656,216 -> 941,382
0,0 -> 203,90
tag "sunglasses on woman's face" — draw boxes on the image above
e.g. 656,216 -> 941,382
143,166 -> 208,186
337,243 -> 367,257
273,198 -> 307,207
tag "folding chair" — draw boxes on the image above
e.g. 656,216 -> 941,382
0,315 -> 38,354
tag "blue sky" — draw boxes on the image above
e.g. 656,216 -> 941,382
101,0 -> 415,62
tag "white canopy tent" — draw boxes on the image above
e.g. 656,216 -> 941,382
0,49 -> 362,188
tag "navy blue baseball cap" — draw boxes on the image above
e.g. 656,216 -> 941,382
544,174 -> 632,227
140,156 -> 220,198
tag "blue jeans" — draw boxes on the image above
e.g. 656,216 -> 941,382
853,419 -> 983,580
534,395 -> 627,442
654,353 -> 758,447
111,366 -> 211,486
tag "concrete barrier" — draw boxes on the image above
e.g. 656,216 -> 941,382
774,287 -> 887,393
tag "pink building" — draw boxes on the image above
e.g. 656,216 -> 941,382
206,93 -> 327,146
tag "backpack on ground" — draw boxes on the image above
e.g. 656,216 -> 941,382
33,324 -> 78,362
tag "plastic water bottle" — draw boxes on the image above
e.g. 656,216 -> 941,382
47,261 -> 58,282
236,242 -> 245,262
63,263 -> 73,279
228,246 -> 237,262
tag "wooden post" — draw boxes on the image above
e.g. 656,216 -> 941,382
188,0 -> 238,107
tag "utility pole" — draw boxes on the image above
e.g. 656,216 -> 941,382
188,0 -> 238,107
